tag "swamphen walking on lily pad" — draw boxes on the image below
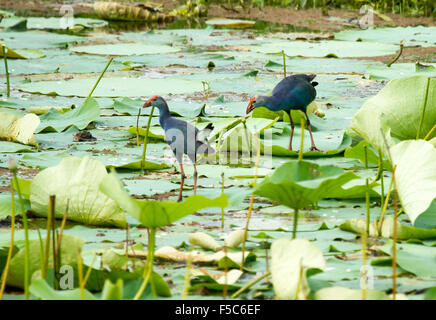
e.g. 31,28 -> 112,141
142,96 -> 215,201
246,74 -> 321,152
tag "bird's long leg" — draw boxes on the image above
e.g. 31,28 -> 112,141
287,111 -> 295,151
305,112 -> 322,152
193,163 -> 198,196
178,163 -> 186,202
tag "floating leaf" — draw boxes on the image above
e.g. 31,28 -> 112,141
37,98 -> 100,133
335,26 -> 436,47
380,240 -> 436,278
367,63 -> 436,80
18,77 -> 205,98
71,43 -> 180,56
256,40 -> 398,58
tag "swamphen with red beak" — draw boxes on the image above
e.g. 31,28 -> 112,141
142,96 -> 214,201
246,74 -> 320,152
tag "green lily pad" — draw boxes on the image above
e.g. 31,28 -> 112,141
380,240 -> 436,278
367,63 -> 436,80
256,40 -> 398,58
99,170 -> 228,228
37,98 -> 100,133
18,77 -> 204,98
113,97 -> 204,118
0,141 -> 35,153
0,43 -> 45,59
335,26 -> 436,47
30,156 -> 127,227
391,140 -> 436,228
0,17 -> 107,30
254,160 -> 359,210
261,128 -> 352,157
271,238 -> 325,299
0,31 -> 86,49
71,43 -> 180,56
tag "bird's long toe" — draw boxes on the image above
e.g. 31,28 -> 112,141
310,146 -> 323,152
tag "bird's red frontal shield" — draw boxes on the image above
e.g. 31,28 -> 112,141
142,95 -> 159,108
246,96 -> 256,114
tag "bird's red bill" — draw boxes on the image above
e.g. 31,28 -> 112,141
246,96 -> 256,114
143,95 -> 159,108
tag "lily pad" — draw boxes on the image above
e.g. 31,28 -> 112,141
335,26 -> 436,47
37,98 -> 100,133
367,63 -> 436,80
18,77 -> 205,98
380,240 -> 436,278
0,43 -> 45,59
256,40 -> 398,58
0,17 -> 108,30
0,31 -> 86,49
30,156 -> 127,227
71,43 -> 180,56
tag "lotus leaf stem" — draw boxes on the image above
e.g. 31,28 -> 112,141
240,134 -> 261,270
298,116 -> 304,161
0,186 -> 15,299
416,77 -> 430,139
134,227 -> 156,300
230,271 -> 271,299
281,50 -> 286,78
2,45 -> 10,97
87,57 -> 113,98
141,106 -> 155,173
11,169 -> 29,299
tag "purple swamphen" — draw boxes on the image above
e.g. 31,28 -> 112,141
246,74 -> 320,152
142,96 -> 215,201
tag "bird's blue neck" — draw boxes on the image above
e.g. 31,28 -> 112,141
155,104 -> 171,127
257,95 -> 283,111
